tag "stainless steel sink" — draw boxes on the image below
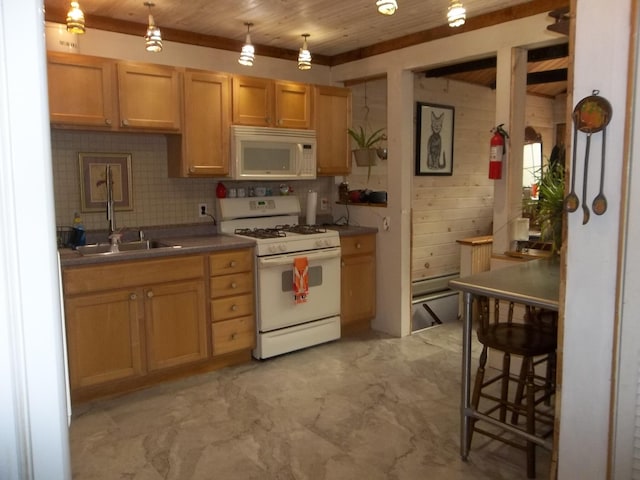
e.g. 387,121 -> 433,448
76,240 -> 178,256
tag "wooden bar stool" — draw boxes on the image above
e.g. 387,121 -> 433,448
468,297 -> 557,479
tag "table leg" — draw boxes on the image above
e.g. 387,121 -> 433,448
460,291 -> 473,460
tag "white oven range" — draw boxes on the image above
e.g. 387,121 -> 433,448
218,196 -> 341,359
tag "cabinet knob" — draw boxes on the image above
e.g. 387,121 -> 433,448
129,293 -> 137,300
189,166 -> 195,173
229,260 -> 237,268
105,119 -> 112,126
121,119 -> 129,127
231,332 -> 237,340
147,290 -> 154,299
231,282 -> 237,289
356,242 -> 362,249
231,304 -> 238,311
341,261 -> 345,267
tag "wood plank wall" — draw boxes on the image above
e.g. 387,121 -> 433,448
347,76 -> 560,283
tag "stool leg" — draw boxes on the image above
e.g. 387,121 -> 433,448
500,352 -> 511,422
512,358 -> 528,424
468,346 -> 488,450
525,357 -> 536,479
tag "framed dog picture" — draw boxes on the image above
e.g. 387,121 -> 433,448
415,102 -> 455,176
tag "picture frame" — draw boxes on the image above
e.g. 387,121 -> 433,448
415,102 -> 455,176
78,153 -> 133,212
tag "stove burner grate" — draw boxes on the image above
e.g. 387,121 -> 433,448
235,228 -> 287,239
276,224 -> 328,235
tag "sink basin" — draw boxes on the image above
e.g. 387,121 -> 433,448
77,240 -> 177,256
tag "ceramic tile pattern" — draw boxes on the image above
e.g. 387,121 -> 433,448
69,323 -> 550,479
50,130 -> 334,232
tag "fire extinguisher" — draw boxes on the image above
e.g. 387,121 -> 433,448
488,124 -> 509,180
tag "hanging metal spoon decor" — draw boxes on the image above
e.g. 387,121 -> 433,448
565,90 -> 612,224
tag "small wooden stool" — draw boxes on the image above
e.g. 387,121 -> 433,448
468,297 -> 557,478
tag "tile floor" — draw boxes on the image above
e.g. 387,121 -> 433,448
69,322 -> 550,479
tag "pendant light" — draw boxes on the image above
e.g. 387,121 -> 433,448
238,22 -> 255,67
144,2 -> 162,53
66,1 -> 85,34
376,0 -> 398,15
447,0 -> 466,27
298,34 -> 312,71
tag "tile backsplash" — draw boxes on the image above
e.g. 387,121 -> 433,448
51,130 -> 334,231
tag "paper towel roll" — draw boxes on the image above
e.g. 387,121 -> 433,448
306,190 -> 317,225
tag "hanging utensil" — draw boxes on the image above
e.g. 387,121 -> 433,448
592,115 -> 609,215
581,132 -> 592,224
571,90 -> 613,224
564,110 -> 580,212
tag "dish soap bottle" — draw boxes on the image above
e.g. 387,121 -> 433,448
72,212 -> 86,248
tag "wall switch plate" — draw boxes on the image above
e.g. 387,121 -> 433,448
320,197 -> 329,211
199,203 -> 208,217
383,216 -> 390,231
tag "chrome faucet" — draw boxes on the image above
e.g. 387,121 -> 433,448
97,165 -> 116,235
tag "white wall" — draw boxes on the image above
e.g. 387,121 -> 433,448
1,1 -> 71,479
558,0 -> 631,477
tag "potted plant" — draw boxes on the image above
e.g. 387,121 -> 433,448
347,126 -> 386,168
537,161 -> 565,254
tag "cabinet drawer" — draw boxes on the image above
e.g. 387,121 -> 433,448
212,316 -> 255,356
211,293 -> 254,321
63,255 -> 205,295
209,250 -> 253,276
210,272 -> 253,298
340,234 -> 376,256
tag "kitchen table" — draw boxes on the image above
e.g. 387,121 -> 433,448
449,257 -> 560,460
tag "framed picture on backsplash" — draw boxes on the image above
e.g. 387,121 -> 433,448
415,102 -> 455,176
79,152 -> 133,212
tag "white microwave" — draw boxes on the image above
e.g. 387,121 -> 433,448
231,126 -> 317,181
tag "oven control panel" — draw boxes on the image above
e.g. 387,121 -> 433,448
249,199 -> 277,211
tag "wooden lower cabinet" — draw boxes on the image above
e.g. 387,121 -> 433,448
65,289 -> 143,389
209,249 -> 256,356
63,255 -> 209,400
144,280 -> 208,371
340,234 -> 376,334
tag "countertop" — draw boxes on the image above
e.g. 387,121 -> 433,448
59,225 -> 378,267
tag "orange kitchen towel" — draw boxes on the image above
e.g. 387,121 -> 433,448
293,257 -> 309,304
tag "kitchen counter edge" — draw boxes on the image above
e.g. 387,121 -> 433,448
58,234 -> 256,267
327,225 -> 378,237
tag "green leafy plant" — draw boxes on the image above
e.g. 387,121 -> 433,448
537,162 -> 565,254
347,126 -> 386,148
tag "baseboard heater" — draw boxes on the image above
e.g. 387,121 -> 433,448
411,273 -> 460,332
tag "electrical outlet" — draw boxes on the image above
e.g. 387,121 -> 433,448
199,203 -> 208,217
320,197 -> 329,211
383,216 -> 390,231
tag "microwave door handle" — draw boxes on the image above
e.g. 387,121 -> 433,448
296,144 -> 303,176
258,248 -> 341,267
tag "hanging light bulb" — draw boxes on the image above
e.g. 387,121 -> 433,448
144,2 -> 162,52
376,0 -> 398,15
298,34 -> 312,70
447,0 -> 466,27
66,1 -> 85,34
238,22 -> 255,66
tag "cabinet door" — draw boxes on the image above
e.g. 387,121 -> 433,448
47,52 -> 116,128
117,62 -> 181,131
145,279 -> 208,371
275,81 -> 311,128
314,86 -> 352,175
341,253 -> 376,326
232,76 -> 272,126
170,70 -> 231,176
65,289 -> 143,389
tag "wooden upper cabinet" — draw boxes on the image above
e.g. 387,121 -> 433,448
314,85 -> 352,175
274,81 -> 311,128
47,52 -> 117,128
168,70 -> 231,177
117,62 -> 182,131
232,76 -> 273,127
232,75 -> 311,128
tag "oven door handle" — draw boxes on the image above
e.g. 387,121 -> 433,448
258,247 -> 341,267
